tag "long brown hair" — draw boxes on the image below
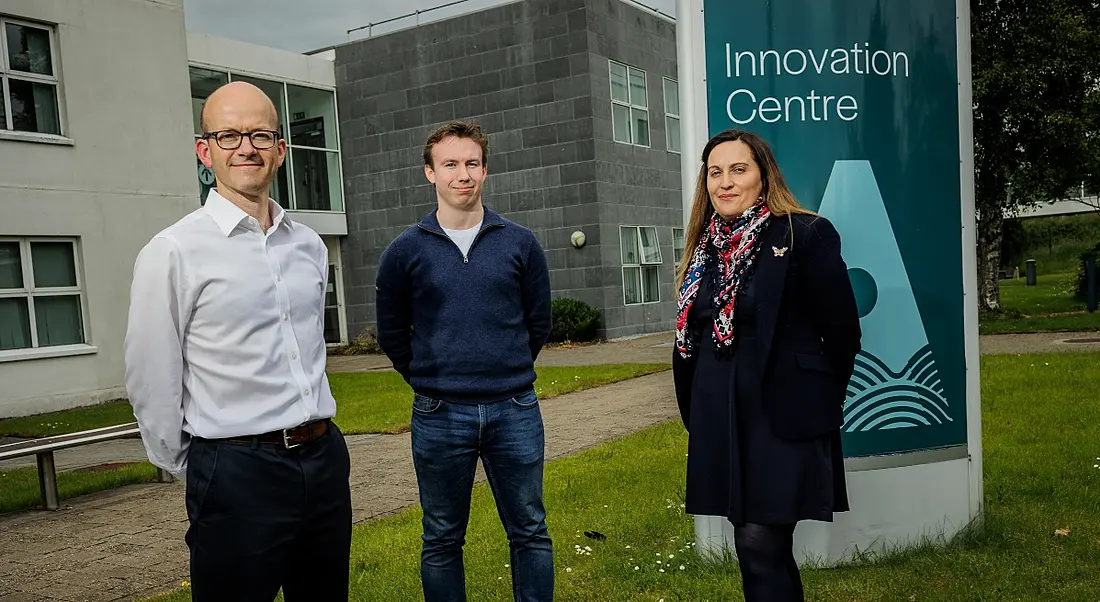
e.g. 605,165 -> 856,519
675,129 -> 814,287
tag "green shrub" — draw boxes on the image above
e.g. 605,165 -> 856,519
329,329 -> 383,355
548,297 -> 601,343
1074,242 -> 1100,298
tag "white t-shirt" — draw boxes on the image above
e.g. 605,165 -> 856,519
443,220 -> 482,258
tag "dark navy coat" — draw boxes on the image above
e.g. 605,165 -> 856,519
673,213 -> 862,441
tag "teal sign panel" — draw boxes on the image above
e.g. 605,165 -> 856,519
703,0 -> 967,456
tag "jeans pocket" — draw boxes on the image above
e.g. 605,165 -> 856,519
510,389 -> 539,408
412,393 -> 444,414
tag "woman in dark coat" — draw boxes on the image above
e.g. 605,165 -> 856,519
672,129 -> 861,601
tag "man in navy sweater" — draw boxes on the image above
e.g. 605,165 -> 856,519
375,121 -> 553,602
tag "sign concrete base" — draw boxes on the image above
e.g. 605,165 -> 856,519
694,451 -> 977,567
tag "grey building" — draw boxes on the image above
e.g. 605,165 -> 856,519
333,0 -> 684,340
0,0 -> 196,417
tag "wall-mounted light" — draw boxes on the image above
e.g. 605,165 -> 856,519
570,230 -> 586,248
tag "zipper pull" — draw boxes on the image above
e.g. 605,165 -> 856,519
463,256 -> 469,264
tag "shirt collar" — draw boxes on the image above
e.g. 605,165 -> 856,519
204,189 -> 292,237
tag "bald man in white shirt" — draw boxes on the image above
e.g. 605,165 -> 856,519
124,82 -> 351,601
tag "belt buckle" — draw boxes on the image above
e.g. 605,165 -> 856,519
282,428 -> 302,450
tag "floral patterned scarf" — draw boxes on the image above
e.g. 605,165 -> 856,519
675,199 -> 771,358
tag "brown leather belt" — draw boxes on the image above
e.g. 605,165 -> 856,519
222,419 -> 329,449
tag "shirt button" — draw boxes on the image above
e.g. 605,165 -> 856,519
291,351 -> 299,360
302,388 -> 311,396
283,313 -> 289,321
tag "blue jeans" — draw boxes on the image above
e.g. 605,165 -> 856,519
410,388 -> 554,602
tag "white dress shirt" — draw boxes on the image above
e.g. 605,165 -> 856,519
124,190 -> 336,476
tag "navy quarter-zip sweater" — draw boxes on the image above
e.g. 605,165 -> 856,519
374,208 -> 552,403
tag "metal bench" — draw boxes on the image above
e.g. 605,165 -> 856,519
0,422 -> 173,511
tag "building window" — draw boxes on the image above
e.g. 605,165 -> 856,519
288,84 -> 343,212
225,73 -> 292,209
610,61 -> 649,147
0,239 -> 86,351
672,227 -> 686,263
0,19 -> 61,136
663,78 -> 680,154
620,226 -> 661,305
324,264 -> 340,344
187,66 -> 343,212
321,237 -> 347,345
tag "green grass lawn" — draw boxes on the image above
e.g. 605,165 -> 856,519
999,272 -> 1084,314
0,364 -> 668,514
0,400 -> 137,438
980,272 -> 1100,334
147,351 -> 1100,601
0,462 -> 159,514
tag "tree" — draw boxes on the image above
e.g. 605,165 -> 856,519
971,0 -> 1100,311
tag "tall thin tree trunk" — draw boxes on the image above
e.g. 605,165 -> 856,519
976,205 -> 1004,312
976,181 -> 1007,312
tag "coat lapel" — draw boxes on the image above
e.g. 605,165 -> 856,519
752,216 -> 791,374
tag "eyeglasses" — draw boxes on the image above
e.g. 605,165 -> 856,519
202,129 -> 282,150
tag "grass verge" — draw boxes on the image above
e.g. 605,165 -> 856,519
980,272 -> 1100,334
0,400 -> 136,438
0,462 -> 159,514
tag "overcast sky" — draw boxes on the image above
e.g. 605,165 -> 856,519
182,0 -> 677,54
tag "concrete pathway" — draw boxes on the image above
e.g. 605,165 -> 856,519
0,439 -> 150,474
977,330 -> 1100,355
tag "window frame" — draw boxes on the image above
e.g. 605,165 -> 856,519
0,16 -> 66,140
609,60 -> 650,148
663,77 -> 681,154
321,235 -> 350,347
188,64 -> 346,213
672,227 -> 686,264
619,225 -> 662,306
0,237 -> 92,359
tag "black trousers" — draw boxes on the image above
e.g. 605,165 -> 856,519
733,523 -> 804,602
184,421 -> 352,602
